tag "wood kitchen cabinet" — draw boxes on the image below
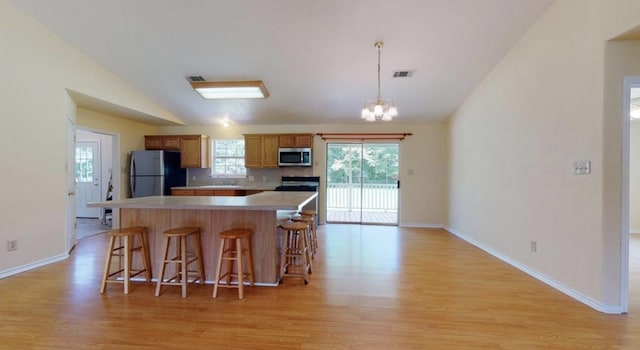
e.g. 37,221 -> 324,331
145,135 -> 181,150
244,134 -> 279,168
145,134 -> 209,168
214,189 -> 247,196
279,134 -> 313,148
179,135 -> 209,168
171,189 -> 196,196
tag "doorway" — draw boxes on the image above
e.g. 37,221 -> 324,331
75,129 -> 115,239
624,79 -> 640,312
75,141 -> 101,218
326,143 -> 399,225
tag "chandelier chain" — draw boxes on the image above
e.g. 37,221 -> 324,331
377,42 -> 382,102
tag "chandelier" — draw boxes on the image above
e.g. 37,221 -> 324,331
361,41 -> 398,122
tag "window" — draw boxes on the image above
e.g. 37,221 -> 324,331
211,139 -> 246,177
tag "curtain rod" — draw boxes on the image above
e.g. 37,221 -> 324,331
316,132 -> 413,141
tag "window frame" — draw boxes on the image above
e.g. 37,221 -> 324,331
210,139 -> 247,178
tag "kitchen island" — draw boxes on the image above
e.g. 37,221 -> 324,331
88,191 -> 317,285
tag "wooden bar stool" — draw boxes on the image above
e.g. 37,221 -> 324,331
279,221 -> 311,285
292,215 -> 315,259
100,226 -> 151,294
213,228 -> 255,299
155,227 -> 205,298
300,210 -> 318,253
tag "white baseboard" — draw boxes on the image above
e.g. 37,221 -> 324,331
444,226 -> 624,314
399,223 -> 444,229
0,253 -> 69,279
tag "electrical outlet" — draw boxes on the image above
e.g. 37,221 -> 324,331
530,240 -> 537,253
573,161 -> 591,175
7,240 -> 17,252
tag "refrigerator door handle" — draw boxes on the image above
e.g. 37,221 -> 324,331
130,157 -> 136,196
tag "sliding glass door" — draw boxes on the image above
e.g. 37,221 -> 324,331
326,143 -> 399,225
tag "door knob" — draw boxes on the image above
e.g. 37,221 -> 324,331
68,191 -> 76,196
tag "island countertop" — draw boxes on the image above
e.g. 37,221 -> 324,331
88,191 -> 317,211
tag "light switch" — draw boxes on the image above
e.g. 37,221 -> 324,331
573,161 -> 591,175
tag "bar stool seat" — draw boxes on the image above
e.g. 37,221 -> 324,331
100,226 -> 151,294
279,221 -> 311,284
213,228 -> 255,299
155,227 -> 204,298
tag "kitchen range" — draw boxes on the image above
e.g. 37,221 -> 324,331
274,176 -> 319,192
275,176 -> 320,217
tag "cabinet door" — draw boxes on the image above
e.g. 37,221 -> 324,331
162,136 -> 181,150
145,136 -> 164,150
279,135 -> 295,148
145,135 -> 180,150
172,189 -> 195,196
262,135 -> 279,167
180,135 -> 209,168
295,135 -> 312,148
245,135 -> 262,168
194,189 -> 215,196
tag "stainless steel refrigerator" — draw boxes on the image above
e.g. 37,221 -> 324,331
130,150 -> 186,197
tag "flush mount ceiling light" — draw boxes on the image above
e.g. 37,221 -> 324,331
361,41 -> 398,122
190,80 -> 269,99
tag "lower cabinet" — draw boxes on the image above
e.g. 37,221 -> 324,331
172,189 -> 196,196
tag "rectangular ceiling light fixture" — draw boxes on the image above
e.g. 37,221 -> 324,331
190,80 -> 269,99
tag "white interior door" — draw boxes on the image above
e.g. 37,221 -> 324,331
75,141 -> 101,218
66,120 -> 77,251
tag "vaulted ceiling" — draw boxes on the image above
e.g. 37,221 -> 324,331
12,0 -> 553,125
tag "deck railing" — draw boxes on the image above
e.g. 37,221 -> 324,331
326,183 -> 398,211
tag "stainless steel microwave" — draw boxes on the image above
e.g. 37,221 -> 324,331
278,148 -> 312,167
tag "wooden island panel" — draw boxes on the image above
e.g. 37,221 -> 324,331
119,208 -> 281,285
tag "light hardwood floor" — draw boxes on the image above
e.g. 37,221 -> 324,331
2,225 -> 640,349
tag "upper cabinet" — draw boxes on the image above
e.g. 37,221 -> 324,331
180,135 -> 209,168
279,134 -> 313,148
244,134 -> 279,168
145,135 -> 181,150
262,135 -> 279,167
244,133 -> 313,168
144,135 -> 210,169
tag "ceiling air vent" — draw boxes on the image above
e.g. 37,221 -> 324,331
392,70 -> 414,78
188,76 -> 205,82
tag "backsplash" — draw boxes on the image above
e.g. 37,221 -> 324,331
186,167 -> 314,187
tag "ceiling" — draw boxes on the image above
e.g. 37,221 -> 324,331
12,0 -> 553,126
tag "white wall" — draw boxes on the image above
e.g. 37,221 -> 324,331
0,0 -> 177,275
447,0 -> 640,312
160,122 -> 448,227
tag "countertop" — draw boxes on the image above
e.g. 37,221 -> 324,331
88,191 -> 317,211
171,184 -> 277,191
